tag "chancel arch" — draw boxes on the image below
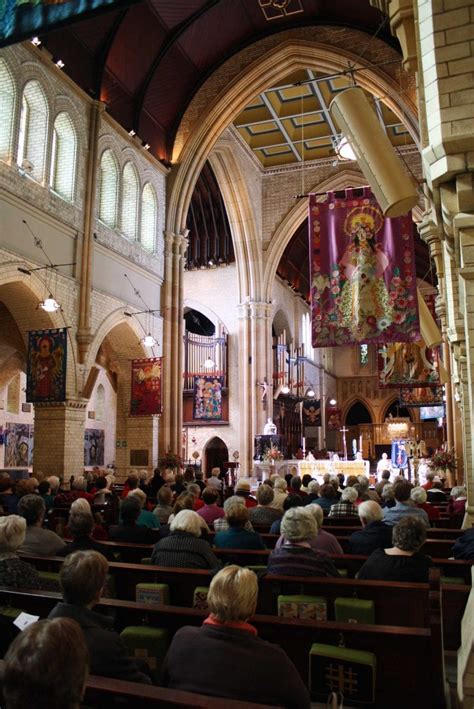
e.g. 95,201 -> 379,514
203,436 -> 229,476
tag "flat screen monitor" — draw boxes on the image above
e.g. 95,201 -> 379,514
420,405 -> 444,420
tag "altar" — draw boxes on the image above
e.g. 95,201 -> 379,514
252,458 -> 370,483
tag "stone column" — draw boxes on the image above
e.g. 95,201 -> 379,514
159,231 -> 188,457
33,400 -> 87,478
237,300 -> 272,475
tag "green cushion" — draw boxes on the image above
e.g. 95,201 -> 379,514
338,568 -> 348,578
141,557 -> 152,565
334,597 -> 375,625
309,643 -> 376,702
38,571 -> 61,591
193,586 -> 209,610
120,626 -> 169,682
136,583 -> 169,605
278,594 -> 327,621
441,576 -> 464,585
0,606 -> 22,620
246,565 -> 267,573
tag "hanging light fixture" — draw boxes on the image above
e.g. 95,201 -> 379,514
203,357 -> 216,369
335,136 -> 356,161
39,295 -> 60,312
281,384 -> 290,394
329,398 -> 337,406
141,333 -> 157,347
307,388 -> 315,398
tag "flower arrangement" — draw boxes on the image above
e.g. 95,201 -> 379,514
431,449 -> 456,472
263,445 -> 284,463
158,451 -> 183,469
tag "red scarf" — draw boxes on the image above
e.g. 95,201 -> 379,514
203,615 -> 258,636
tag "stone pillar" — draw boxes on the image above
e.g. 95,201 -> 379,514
237,300 -> 272,475
33,400 -> 87,478
159,231 -> 188,457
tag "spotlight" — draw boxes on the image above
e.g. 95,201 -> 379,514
143,143 -> 150,151
129,130 -> 136,137
203,358 -> 216,370
54,58 -> 65,69
281,385 -> 290,394
329,398 -> 337,406
31,37 -> 41,46
307,389 -> 315,398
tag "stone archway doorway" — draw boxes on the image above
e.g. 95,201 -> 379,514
204,436 -> 228,476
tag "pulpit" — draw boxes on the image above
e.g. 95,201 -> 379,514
254,434 -> 286,461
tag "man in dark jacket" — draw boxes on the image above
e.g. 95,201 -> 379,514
48,550 -> 151,684
348,500 -> 393,555
109,496 -> 154,543
57,511 -> 113,560
452,528 -> 474,560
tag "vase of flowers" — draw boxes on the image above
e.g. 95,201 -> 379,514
158,451 -> 183,472
431,449 -> 456,484
263,445 -> 284,465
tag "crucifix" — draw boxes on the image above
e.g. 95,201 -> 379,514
340,426 -> 349,461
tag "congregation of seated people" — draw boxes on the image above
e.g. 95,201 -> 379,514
0,463 -> 471,708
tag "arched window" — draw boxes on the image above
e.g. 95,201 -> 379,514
0,59 -> 15,162
50,112 -> 76,202
95,383 -> 105,422
140,183 -> 157,252
98,149 -> 118,227
120,162 -> 139,240
17,79 -> 48,182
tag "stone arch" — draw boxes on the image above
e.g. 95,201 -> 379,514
208,138 -> 261,301
273,308 -> 293,342
203,435 -> 229,475
167,38 -> 419,235
344,398 -> 374,424
183,299 -> 227,333
381,396 -> 413,423
85,308 -> 149,377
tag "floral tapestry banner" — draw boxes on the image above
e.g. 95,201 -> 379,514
378,343 -> 440,388
26,328 -> 67,402
326,403 -> 342,431
400,385 -> 444,407
193,375 -> 223,421
309,187 -> 419,346
130,358 -> 162,415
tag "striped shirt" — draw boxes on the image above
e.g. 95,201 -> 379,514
267,545 -> 340,577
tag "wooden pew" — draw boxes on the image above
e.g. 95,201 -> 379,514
18,552 -> 470,649
0,586 -> 446,708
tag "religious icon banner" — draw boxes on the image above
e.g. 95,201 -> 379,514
309,187 -> 419,347
326,403 -> 342,431
4,423 -> 34,467
377,343 -> 440,388
193,375 -> 223,421
303,399 -> 321,427
400,385 -> 444,407
26,328 -> 67,403
84,428 -> 105,466
130,358 -> 162,416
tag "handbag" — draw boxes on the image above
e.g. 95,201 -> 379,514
327,691 -> 344,709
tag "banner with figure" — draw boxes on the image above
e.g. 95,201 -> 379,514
193,375 -> 223,421
4,423 -> 34,466
130,358 -> 162,415
26,328 -> 67,402
378,343 -> 440,388
309,187 -> 419,347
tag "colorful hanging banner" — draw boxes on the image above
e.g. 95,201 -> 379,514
84,428 -> 105,466
303,399 -> 321,427
26,328 -> 67,402
309,187 -> 419,347
193,375 -> 223,421
326,403 -> 342,431
378,343 -> 440,388
400,386 -> 444,407
130,358 -> 162,415
4,423 -> 34,466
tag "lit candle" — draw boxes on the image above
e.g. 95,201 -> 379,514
359,434 -> 362,451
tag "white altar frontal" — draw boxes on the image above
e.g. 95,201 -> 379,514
253,459 -> 370,483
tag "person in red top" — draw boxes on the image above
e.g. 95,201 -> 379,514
410,486 -> 439,521
54,477 -> 94,506
197,488 -> 225,527
289,476 -> 308,498
422,471 -> 435,491
235,479 -> 257,508
448,486 -> 467,517
187,483 -> 205,511
120,472 -> 139,499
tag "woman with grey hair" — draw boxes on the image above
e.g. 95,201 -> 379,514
411,486 -> 440,522
448,486 -> 467,517
213,495 -> 254,532
328,486 -> 359,518
358,516 -> 432,582
0,515 -> 45,589
381,483 -> 396,508
270,476 -> 288,510
267,507 -> 339,577
151,510 -> 221,569
275,501 -> 343,556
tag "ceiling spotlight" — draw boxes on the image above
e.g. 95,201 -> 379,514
329,398 -> 337,406
335,136 -> 356,161
129,129 -> 136,137
141,333 -> 157,347
203,358 -> 216,370
31,37 -> 41,46
281,384 -> 290,394
39,295 -> 60,313
54,58 -> 65,69
307,389 -> 315,398
143,143 -> 150,151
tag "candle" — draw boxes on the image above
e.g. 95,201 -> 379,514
359,434 -> 362,451
302,437 -> 306,453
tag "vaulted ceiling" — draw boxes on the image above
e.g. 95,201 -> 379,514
40,0 -> 396,162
